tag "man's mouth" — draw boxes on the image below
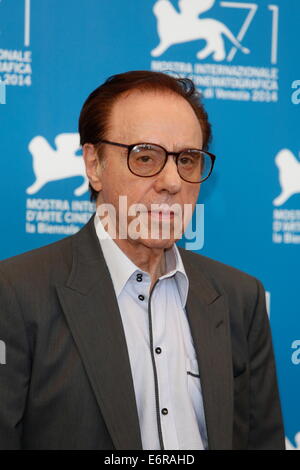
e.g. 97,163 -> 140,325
147,209 -> 175,221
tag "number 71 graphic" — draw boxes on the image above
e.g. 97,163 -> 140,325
221,2 -> 279,64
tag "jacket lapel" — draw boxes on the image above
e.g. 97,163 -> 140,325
56,217 -> 143,450
179,248 -> 234,450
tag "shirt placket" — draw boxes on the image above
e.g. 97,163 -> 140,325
150,280 -> 179,450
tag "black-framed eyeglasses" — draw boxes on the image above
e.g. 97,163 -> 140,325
95,139 -> 216,183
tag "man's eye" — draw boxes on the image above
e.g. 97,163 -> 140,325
179,157 -> 193,165
137,155 -> 152,162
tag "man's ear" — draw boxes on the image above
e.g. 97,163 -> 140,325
83,143 -> 104,192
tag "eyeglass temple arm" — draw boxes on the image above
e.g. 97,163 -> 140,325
96,140 -> 130,150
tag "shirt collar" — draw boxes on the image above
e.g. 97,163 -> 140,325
94,214 -> 189,307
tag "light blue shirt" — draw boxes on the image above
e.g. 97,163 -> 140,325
94,214 -> 208,450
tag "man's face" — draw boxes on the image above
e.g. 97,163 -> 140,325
89,90 -> 203,250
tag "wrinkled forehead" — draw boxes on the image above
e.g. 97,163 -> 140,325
106,89 -> 203,148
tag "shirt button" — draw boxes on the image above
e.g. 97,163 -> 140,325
161,408 -> 168,415
136,273 -> 143,282
138,294 -> 145,301
155,347 -> 162,354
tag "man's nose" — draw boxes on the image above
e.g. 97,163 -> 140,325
153,154 -> 182,194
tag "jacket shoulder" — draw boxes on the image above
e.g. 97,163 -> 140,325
0,234 -> 74,287
178,247 -> 263,299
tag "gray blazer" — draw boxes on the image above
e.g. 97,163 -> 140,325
0,216 -> 285,449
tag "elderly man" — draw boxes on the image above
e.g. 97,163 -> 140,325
0,71 -> 284,450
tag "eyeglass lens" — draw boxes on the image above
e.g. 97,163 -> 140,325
129,144 -> 212,183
